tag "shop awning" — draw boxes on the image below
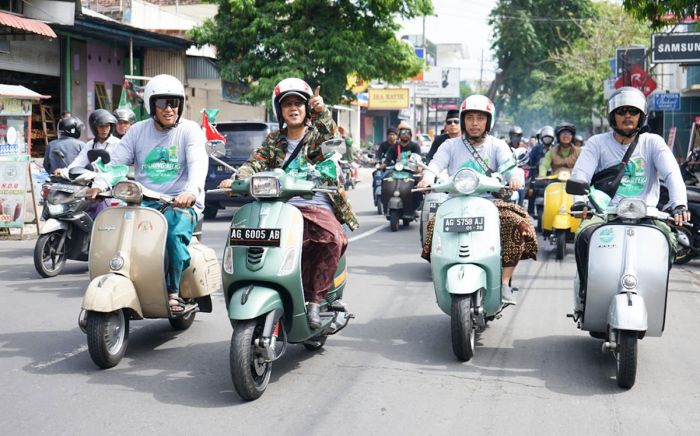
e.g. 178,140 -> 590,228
0,84 -> 50,100
0,11 -> 57,39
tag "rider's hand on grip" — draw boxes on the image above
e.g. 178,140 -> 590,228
673,205 -> 690,226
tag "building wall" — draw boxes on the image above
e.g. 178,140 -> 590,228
0,39 -> 60,76
86,41 -> 127,117
144,49 -> 186,84
186,79 -> 265,122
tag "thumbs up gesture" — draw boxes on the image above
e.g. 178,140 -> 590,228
309,85 -> 325,114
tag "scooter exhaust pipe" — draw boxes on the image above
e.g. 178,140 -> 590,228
602,341 -> 616,352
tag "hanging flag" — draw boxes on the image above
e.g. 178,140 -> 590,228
202,110 -> 225,143
119,79 -> 144,109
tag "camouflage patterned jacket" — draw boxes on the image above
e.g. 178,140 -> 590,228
237,109 -> 359,231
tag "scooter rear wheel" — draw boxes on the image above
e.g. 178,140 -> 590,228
33,231 -> 67,278
451,295 -> 476,361
86,309 -> 129,369
673,225 -> 695,265
230,318 -> 271,401
615,330 -> 638,389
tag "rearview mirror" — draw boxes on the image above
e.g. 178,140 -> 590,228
206,140 -> 226,157
565,178 -> 589,195
321,138 -> 346,156
87,149 -> 110,165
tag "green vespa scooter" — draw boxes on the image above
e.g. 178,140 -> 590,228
417,165 -> 512,361
214,140 -> 353,401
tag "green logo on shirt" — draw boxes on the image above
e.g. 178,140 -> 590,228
618,158 -> 646,197
143,145 -> 180,184
459,157 -> 490,174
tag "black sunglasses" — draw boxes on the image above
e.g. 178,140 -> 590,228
154,98 -> 181,110
615,107 -> 641,116
445,119 -> 460,125
399,129 -> 411,134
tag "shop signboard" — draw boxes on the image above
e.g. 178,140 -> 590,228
0,96 -> 31,156
0,155 -> 29,228
650,92 -> 681,111
652,32 -> 700,64
368,88 -> 410,110
414,67 -> 460,98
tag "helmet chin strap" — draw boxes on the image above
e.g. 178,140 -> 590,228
465,132 -> 487,143
613,124 -> 647,139
153,115 -> 179,131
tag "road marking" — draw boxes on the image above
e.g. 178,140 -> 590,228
348,224 -> 386,243
29,324 -> 147,370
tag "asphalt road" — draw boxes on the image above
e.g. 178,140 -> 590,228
1,167 -> 699,435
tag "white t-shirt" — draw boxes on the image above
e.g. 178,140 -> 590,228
571,131 -> 686,209
427,135 -> 524,184
67,135 -> 119,170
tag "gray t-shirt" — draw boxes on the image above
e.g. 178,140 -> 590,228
284,137 -> 334,211
94,118 -> 208,211
428,135 -> 524,184
571,131 -> 687,209
44,136 -> 85,173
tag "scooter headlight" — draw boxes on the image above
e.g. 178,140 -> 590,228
453,169 -> 479,194
113,181 -> 143,204
47,203 -> 69,216
616,198 -> 646,219
250,176 -> 280,198
394,162 -> 404,172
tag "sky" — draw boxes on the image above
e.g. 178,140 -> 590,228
398,0 -> 498,82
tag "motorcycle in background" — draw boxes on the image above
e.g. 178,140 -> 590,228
382,158 -> 419,231
538,170 -> 581,260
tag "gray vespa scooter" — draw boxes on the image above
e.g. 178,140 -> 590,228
566,179 -> 676,389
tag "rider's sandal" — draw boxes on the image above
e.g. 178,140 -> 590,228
169,296 -> 194,318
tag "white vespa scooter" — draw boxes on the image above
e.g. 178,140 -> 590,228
566,179 -> 676,388
78,180 -> 221,369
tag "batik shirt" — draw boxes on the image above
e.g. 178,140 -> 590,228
237,109 -> 359,230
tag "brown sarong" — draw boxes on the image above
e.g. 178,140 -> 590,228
421,200 -> 537,267
297,205 -> 348,304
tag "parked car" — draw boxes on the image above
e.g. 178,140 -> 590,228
203,121 -> 277,219
416,133 -> 432,155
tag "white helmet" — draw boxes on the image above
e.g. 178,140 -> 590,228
459,94 -> 496,135
271,78 -> 313,130
143,74 -> 185,123
607,86 -> 647,136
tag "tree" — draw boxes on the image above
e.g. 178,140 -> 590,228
623,0 -> 700,29
548,2 -> 650,133
189,0 -> 433,105
488,0 -> 596,112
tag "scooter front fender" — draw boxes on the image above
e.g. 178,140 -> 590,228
228,285 -> 283,321
608,293 -> 647,333
446,264 -> 487,295
41,218 -> 68,235
552,214 -> 572,230
82,273 -> 143,319
388,196 -> 403,210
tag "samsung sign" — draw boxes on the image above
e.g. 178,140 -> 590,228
652,33 -> 700,64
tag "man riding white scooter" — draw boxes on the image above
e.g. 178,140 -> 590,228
87,74 -> 209,316
219,78 -> 359,328
571,86 -> 689,249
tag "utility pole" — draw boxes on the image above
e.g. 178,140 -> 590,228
479,48 -> 484,93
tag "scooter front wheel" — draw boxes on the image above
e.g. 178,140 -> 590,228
86,309 -> 129,369
615,330 -> 638,389
389,209 -> 400,232
451,295 -> 476,361
555,229 -> 567,260
33,231 -> 67,278
230,318 -> 271,401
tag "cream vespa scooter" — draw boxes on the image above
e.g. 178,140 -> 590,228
78,180 -> 222,369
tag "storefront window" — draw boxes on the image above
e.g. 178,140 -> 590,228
0,0 -> 23,14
